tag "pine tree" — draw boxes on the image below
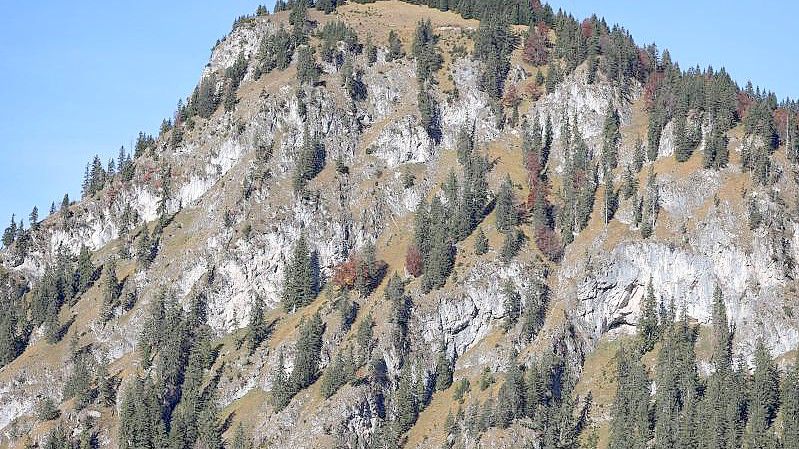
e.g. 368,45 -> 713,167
271,351 -> 292,411
638,278 -> 659,352
474,226 -> 489,255
747,339 -> 780,449
435,347 -> 453,391
386,30 -> 404,61
281,233 -> 319,312
290,312 -> 325,391
246,295 -> 268,354
602,102 -> 621,169
608,345 -> 651,449
494,175 -> 517,232
783,352 -> 799,449
296,46 -> 319,86
230,423 -> 253,449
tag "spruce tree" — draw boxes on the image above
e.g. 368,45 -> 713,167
608,345 -> 651,449
231,423 -> 252,449
747,339 -> 780,449
281,233 -> 318,312
296,46 -> 319,86
638,278 -> 659,352
602,102 -> 621,169
602,164 -> 618,224
494,175 -> 517,232
386,30 -> 404,61
783,352 -> 799,449
435,348 -> 454,391
76,245 -> 96,293
474,226 -> 489,255
271,351 -> 292,411
100,257 -> 121,323
422,197 -> 454,292
502,280 -> 521,330
290,312 -> 325,391
246,295 -> 268,354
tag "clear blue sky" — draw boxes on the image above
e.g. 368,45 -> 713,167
1,1 -> 796,225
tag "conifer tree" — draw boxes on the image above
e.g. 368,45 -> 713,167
281,233 -> 319,312
502,280 -> 521,330
783,352 -> 799,449
100,257 -> 121,323
638,278 -> 659,352
246,295 -> 268,354
602,102 -> 621,169
640,169 -> 659,238
293,127 -> 326,192
231,423 -> 252,449
290,312 -> 325,391
435,347 -> 453,391
608,345 -> 651,449
654,314 -> 698,449
386,273 -> 412,356
747,339 -> 780,449
474,226 -> 489,255
365,35 -> 377,65
386,30 -> 404,61
494,176 -> 517,232
271,350 -> 292,411
473,13 -> 518,100
296,46 -> 319,86
76,245 -> 96,293
422,197 -> 455,292
602,164 -> 618,224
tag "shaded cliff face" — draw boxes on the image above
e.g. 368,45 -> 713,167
1,2 -> 798,448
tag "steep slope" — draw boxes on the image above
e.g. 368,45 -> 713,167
1,2 -> 799,449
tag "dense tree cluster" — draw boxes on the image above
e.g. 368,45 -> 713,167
82,147 -> 135,198
558,118 -> 597,244
411,20 -> 444,142
406,127 -> 489,291
474,13 -> 518,102
605,285 -> 799,449
125,289 -> 224,449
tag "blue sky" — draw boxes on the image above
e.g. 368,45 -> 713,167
1,1 -> 797,225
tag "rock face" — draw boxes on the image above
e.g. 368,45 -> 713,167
2,3 -> 799,449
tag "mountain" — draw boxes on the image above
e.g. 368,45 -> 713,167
2,1 -> 799,448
